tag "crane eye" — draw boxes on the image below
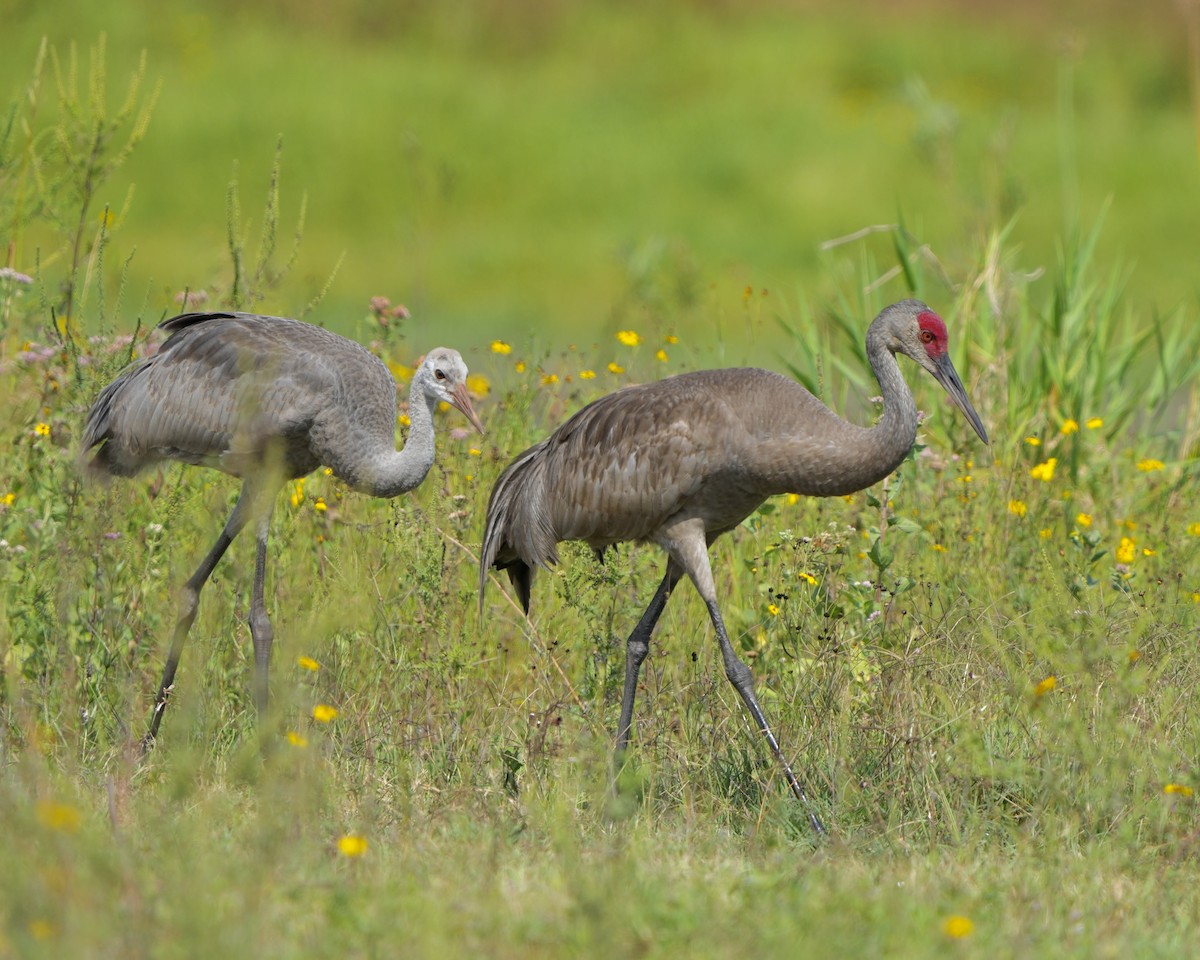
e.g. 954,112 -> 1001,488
434,369 -> 446,381
919,330 -> 935,344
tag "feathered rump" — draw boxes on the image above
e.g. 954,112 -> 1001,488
479,439 -> 558,614
78,362 -> 151,479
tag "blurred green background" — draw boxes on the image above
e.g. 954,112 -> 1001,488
1,0 -> 1196,352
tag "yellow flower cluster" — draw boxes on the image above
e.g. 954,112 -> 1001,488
942,916 -> 974,939
616,330 -> 641,346
1030,458 -> 1057,482
1116,537 -> 1136,564
312,704 -> 338,723
338,834 -> 369,857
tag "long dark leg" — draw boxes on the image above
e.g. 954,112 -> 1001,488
141,483 -> 263,751
248,510 -> 275,723
704,597 -> 824,833
667,521 -> 825,834
615,560 -> 683,753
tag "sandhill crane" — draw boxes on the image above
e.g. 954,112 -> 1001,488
81,310 -> 485,746
480,299 -> 988,831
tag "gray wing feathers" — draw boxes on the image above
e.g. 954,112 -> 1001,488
79,312 -> 372,479
479,371 -> 757,612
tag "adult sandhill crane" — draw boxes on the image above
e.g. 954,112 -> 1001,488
81,310 -> 485,746
480,299 -> 987,832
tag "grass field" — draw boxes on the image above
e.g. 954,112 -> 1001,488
2,1 -> 1200,957
1,0 -> 1197,348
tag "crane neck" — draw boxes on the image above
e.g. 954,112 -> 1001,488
355,375 -> 439,499
764,326 -> 919,498
865,325 -> 920,467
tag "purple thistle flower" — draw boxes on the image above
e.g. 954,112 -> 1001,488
0,267 -> 33,285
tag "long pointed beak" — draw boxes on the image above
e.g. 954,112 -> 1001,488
449,382 -> 486,435
932,354 -> 989,445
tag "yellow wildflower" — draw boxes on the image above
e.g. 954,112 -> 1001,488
798,572 -> 817,585
1075,513 -> 1092,528
1039,528 -> 1052,539
579,369 -> 596,379
1164,784 -> 1194,797
942,916 -> 974,939
1142,547 -> 1156,557
514,360 -> 526,373
324,467 -> 333,476
398,413 -> 411,427
312,704 -> 338,723
468,447 -> 481,457
785,493 -> 800,506
466,373 -> 490,396
490,340 -> 512,355
286,731 -> 309,748
616,330 -> 641,347
1034,675 -> 1057,696
1060,419 -> 1079,435
1128,650 -> 1141,664
666,334 -> 679,344
608,362 -> 625,375
931,543 -> 947,552
1008,500 -> 1027,518
1137,458 -> 1165,472
313,497 -> 327,512
655,349 -> 668,362
1116,537 -> 1136,565
767,603 -> 780,616
1024,436 -> 1041,447
36,800 -> 81,833
34,422 -> 50,437
541,373 -> 559,386
1086,417 -> 1103,429
1030,458 -> 1057,482
338,834 -> 369,857
28,920 -> 55,941
298,656 -> 320,671
1,492 -> 13,506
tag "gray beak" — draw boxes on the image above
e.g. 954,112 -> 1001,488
931,353 -> 989,445
449,382 -> 486,435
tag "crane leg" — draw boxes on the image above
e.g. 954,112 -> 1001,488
248,509 -> 275,723
615,561 -> 684,754
666,521 -> 825,833
141,493 -> 254,751
141,481 -> 275,752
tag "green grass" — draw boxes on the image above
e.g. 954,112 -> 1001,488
0,1 -> 1196,351
2,3 -> 1200,956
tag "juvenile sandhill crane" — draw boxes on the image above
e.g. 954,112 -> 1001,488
480,299 -> 988,831
81,310 -> 485,746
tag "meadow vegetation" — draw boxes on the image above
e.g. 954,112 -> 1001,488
2,4 -> 1200,957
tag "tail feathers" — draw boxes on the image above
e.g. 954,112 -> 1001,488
78,355 -> 158,480
505,562 -> 533,615
479,440 -> 556,616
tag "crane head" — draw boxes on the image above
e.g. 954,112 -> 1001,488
420,347 -> 486,435
890,300 -> 989,445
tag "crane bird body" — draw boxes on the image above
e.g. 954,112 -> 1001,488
81,311 -> 485,745
480,300 -> 988,831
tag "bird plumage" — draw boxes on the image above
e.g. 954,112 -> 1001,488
81,310 -> 484,745
479,299 -> 988,831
